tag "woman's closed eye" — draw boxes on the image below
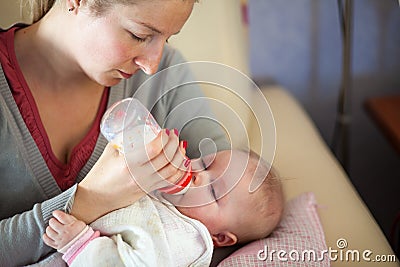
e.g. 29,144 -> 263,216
130,32 -> 146,42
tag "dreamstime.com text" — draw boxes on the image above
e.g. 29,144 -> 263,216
257,238 -> 398,263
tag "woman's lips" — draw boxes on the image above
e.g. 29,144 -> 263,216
118,70 -> 134,79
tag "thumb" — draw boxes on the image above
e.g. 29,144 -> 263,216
52,210 -> 77,224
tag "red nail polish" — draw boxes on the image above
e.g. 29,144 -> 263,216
184,158 -> 191,168
174,128 -> 179,136
183,140 -> 188,149
165,129 -> 170,136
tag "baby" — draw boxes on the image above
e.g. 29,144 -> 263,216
42,149 -> 284,266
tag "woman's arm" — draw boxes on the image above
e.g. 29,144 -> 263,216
0,128 -> 188,266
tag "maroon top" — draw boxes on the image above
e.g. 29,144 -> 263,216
0,26 -> 109,190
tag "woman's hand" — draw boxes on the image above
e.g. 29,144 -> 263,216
125,129 -> 191,193
71,129 -> 190,223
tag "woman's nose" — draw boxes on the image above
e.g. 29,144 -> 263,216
134,41 -> 164,75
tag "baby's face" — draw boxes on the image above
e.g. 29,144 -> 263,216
173,150 -> 256,236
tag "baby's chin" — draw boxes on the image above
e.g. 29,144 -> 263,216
175,205 -> 186,214
160,190 -> 185,206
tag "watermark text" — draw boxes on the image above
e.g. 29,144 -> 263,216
257,238 -> 398,263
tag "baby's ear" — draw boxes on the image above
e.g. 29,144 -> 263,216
211,231 -> 237,247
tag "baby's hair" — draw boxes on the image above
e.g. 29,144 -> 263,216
235,149 -> 284,244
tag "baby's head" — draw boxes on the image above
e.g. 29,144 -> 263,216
174,149 -> 284,247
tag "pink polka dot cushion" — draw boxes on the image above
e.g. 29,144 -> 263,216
218,192 -> 329,266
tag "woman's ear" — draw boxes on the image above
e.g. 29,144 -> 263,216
67,0 -> 81,12
212,231 -> 238,247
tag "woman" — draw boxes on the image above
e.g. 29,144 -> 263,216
0,0 -> 229,265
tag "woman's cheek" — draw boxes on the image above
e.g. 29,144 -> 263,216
105,40 -> 135,63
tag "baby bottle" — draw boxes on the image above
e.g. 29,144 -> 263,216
100,98 -> 191,195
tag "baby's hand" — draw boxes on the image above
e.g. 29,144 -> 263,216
43,210 -> 87,250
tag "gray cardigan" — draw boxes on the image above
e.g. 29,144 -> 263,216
0,44 -> 229,266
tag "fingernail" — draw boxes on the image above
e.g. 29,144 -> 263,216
184,158 -> 191,168
174,128 -> 179,136
165,129 -> 170,136
183,140 -> 188,149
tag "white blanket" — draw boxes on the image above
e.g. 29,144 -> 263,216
31,195 -> 213,267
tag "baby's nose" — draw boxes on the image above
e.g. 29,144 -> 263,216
191,173 -> 200,187
191,171 -> 210,187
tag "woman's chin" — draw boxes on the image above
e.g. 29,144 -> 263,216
99,77 -> 123,87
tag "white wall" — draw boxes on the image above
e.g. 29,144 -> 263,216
169,0 -> 249,75
169,1 -> 259,150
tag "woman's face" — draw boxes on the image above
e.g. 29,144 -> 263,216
71,0 -> 194,86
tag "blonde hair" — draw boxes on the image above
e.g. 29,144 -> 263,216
21,0 -> 198,24
21,0 -> 57,23
20,0 -> 129,23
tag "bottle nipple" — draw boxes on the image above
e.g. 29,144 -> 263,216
159,166 -> 192,195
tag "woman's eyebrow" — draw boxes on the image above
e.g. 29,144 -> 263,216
137,21 -> 181,36
138,21 -> 162,34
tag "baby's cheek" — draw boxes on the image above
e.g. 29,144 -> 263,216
178,206 -> 202,221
